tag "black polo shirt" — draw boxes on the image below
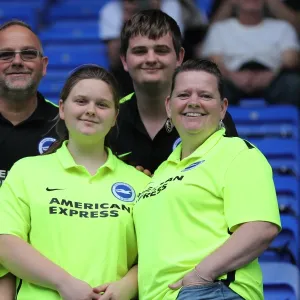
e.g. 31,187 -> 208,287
109,93 -> 238,173
0,92 -> 58,186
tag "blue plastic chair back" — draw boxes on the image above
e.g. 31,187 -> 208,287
261,262 -> 299,300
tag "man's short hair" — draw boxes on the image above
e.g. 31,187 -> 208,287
0,19 -> 44,54
120,9 -> 182,58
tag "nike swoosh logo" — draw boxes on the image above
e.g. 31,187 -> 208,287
118,151 -> 132,158
46,188 -> 64,191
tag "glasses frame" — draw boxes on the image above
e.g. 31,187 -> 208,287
0,49 -> 43,62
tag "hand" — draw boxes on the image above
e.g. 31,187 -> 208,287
57,277 -> 100,300
250,71 -> 276,91
168,268 -> 214,290
136,166 -> 152,177
93,281 -> 132,300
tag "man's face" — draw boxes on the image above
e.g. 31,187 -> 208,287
237,0 -> 264,13
0,25 -> 48,95
121,33 -> 184,88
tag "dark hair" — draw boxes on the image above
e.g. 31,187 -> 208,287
170,59 -> 224,99
47,65 -> 120,154
120,9 -> 182,58
0,19 -> 44,55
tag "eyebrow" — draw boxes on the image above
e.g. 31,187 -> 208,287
74,95 -> 112,102
0,46 -> 39,51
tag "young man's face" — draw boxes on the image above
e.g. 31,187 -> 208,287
121,33 -> 184,88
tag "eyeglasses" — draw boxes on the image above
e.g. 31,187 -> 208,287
0,49 -> 43,62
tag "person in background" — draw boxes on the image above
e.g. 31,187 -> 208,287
210,0 -> 300,34
109,9 -> 238,176
0,65 -> 149,300
134,59 -> 281,300
0,19 -> 57,299
201,0 -> 300,106
99,0 -> 184,96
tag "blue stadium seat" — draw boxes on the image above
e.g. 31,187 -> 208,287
239,98 -> 267,107
44,44 -> 109,69
261,215 -> 299,264
237,124 -> 298,139
48,1 -> 110,22
229,105 -> 299,126
269,159 -> 298,177
0,7 -> 38,31
261,262 -> 299,300
40,21 -> 99,45
249,139 -> 299,161
274,176 -> 299,217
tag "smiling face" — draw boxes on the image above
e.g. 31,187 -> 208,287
166,70 -> 228,143
0,25 -> 48,94
121,33 -> 184,88
59,79 -> 118,142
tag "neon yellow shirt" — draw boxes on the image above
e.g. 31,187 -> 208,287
0,142 -> 149,299
133,128 -> 281,300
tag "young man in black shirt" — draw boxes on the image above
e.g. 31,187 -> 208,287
109,10 -> 238,174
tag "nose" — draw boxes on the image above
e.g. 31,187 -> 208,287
145,50 -> 157,64
11,53 -> 24,66
85,103 -> 96,116
187,94 -> 200,108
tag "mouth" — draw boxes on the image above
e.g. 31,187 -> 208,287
6,72 -> 31,75
80,119 -> 99,124
182,112 -> 207,117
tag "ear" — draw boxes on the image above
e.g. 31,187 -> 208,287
176,47 -> 185,67
220,98 -> 228,120
42,56 -> 49,77
165,95 -> 172,118
112,109 -> 119,127
59,100 -> 65,120
120,55 -> 128,72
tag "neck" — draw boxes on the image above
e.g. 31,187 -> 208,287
181,129 -> 218,160
134,83 -> 169,120
67,138 -> 108,173
238,11 -> 263,26
0,93 -> 38,125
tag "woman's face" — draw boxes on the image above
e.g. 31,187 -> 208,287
59,78 -> 118,140
166,70 -> 228,142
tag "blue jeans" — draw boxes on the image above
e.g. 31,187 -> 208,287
176,281 -> 244,300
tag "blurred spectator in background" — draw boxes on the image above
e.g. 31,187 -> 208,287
210,0 -> 300,34
99,0 -> 183,96
201,0 -> 300,106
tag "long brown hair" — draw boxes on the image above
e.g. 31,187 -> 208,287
47,65 -> 120,154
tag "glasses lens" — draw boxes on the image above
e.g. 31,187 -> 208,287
21,50 -> 39,60
0,51 -> 15,61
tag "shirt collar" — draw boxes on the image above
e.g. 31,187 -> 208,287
168,128 -> 226,163
0,92 -> 55,124
56,141 -> 116,171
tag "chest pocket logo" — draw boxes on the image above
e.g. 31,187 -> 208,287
182,160 -> 205,172
112,182 -> 136,202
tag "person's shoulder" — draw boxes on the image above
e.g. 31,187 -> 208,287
264,18 -> 293,30
114,156 -> 149,179
101,0 -> 121,12
11,153 -> 56,173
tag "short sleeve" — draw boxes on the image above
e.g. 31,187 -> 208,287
278,22 -> 300,52
201,23 -> 224,57
223,147 -> 281,231
0,161 -> 30,240
99,1 -> 122,40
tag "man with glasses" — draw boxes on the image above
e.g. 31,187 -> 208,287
0,20 -> 57,298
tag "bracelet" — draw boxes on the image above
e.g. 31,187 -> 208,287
194,267 -> 214,283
